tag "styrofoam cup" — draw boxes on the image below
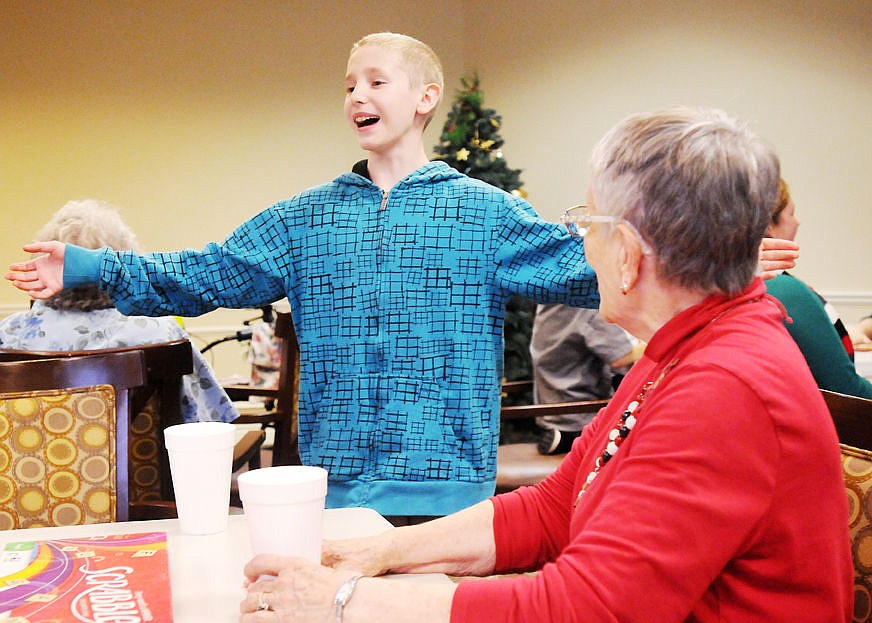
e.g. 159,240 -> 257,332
237,465 -> 328,561
164,422 -> 236,535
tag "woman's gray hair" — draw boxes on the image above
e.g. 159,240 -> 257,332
590,107 -> 779,296
36,199 -> 141,311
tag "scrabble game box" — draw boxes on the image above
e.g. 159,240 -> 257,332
0,532 -> 173,621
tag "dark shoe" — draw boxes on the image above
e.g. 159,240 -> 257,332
537,429 -> 580,455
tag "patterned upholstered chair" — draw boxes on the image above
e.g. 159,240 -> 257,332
0,341 -> 265,519
840,444 -> 872,623
823,389 -> 872,622
0,351 -> 145,528
0,340 -> 193,503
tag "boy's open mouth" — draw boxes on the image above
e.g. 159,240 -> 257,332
355,115 -> 380,128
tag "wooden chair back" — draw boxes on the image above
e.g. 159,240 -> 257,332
497,379 -> 609,493
0,350 -> 145,527
0,340 -> 193,502
224,310 -> 300,466
823,389 -> 872,450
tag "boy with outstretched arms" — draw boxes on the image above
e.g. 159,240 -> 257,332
6,33 -> 797,522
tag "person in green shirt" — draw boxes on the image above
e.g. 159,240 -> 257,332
765,179 -> 872,399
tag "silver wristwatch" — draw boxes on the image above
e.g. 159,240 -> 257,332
333,574 -> 363,623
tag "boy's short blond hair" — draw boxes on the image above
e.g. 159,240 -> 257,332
351,32 -> 443,90
351,32 -> 443,126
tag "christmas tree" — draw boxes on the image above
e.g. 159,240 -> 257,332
433,74 -> 525,196
433,75 -> 536,432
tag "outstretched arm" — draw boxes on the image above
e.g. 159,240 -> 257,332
5,242 -> 67,299
321,500 -> 496,578
759,237 -> 800,279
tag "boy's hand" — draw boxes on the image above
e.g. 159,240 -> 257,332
5,241 -> 66,299
759,237 -> 799,280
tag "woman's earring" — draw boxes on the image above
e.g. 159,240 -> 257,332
621,280 -> 629,295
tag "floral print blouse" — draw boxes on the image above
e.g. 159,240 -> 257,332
0,302 -> 238,424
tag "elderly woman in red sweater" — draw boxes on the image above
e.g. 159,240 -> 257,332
240,107 -> 852,623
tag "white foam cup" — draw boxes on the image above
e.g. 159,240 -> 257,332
237,465 -> 328,561
164,422 -> 236,535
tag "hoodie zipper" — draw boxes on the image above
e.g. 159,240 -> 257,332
380,189 -> 388,211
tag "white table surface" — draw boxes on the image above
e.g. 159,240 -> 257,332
0,508 -> 448,622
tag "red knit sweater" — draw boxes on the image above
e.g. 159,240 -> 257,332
452,280 -> 852,622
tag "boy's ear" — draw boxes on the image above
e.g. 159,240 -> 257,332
417,83 -> 441,117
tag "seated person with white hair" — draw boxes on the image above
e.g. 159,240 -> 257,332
0,199 -> 238,424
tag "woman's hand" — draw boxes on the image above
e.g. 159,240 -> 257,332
759,237 -> 800,279
322,533 -> 393,576
5,242 -> 66,299
240,554 -> 360,622
240,551 -> 457,623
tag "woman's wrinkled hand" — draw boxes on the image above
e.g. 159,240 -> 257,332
322,533 -> 392,576
240,554 -> 361,622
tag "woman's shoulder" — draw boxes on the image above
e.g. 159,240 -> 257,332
764,271 -> 797,287
764,272 -> 817,302
94,313 -> 187,346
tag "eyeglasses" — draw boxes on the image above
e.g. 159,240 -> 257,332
560,205 -> 619,237
560,205 -> 652,254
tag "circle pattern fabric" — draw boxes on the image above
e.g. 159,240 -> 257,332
841,444 -> 872,623
0,385 -> 117,528
129,398 -> 163,502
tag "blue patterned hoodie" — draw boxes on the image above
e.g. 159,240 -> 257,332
64,161 -> 599,515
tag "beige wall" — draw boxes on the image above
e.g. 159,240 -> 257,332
464,0 -> 872,320
1,0 -> 468,376
2,1 -> 870,376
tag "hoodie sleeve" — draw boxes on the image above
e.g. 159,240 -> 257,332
93,202 -> 294,317
492,195 -> 599,308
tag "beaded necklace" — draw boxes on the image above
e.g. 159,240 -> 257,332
573,294 -> 763,509
574,356 -> 679,508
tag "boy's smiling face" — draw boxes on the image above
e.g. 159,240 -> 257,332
344,45 -> 432,156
